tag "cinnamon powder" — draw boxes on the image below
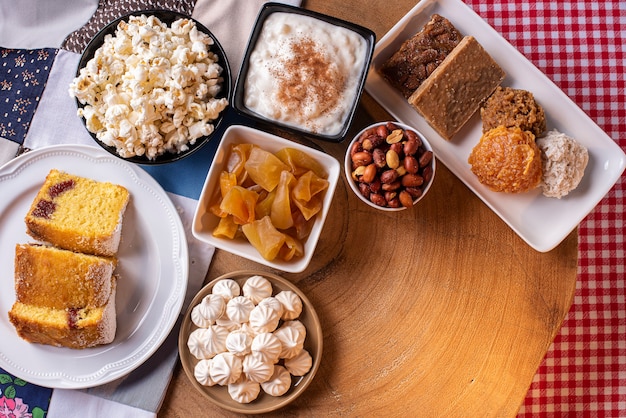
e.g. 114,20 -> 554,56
269,37 -> 346,132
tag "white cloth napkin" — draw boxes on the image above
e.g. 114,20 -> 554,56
0,0 -> 98,49
48,388 -> 157,418
17,0 -> 299,417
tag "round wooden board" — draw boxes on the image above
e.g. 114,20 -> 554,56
159,1 -> 577,416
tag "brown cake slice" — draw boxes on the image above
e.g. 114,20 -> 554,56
380,14 -> 463,98
9,278 -> 117,349
9,243 -> 118,348
408,35 -> 505,140
14,243 -> 115,309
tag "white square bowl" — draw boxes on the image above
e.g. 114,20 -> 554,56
192,125 -> 340,273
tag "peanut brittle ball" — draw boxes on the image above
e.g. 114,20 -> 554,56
480,86 -> 546,138
468,126 -> 542,193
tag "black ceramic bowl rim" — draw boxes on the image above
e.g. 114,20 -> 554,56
232,2 -> 376,143
75,10 -> 232,165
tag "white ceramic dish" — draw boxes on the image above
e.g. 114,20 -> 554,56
192,125 -> 340,273
364,0 -> 626,252
344,122 -> 436,211
233,2 -> 375,142
0,144 -> 188,388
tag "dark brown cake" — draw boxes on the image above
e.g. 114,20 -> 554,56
379,14 -> 463,98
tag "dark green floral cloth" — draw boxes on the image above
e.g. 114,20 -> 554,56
0,368 -> 51,418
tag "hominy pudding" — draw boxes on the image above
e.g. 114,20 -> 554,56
243,12 -> 370,136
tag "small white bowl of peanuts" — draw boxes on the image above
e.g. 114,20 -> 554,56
345,121 -> 436,211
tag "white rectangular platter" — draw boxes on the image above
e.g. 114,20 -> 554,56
364,0 -> 626,252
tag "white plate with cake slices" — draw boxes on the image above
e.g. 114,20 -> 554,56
0,144 -> 189,388
364,0 -> 626,252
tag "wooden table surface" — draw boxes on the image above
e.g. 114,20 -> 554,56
159,1 -> 578,416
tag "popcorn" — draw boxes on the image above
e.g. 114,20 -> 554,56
70,14 -> 228,160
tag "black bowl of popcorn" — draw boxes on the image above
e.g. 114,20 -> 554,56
70,10 -> 232,164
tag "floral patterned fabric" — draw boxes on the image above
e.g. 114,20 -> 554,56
0,48 -> 56,145
0,368 -> 51,418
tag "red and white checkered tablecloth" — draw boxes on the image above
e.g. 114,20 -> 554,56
463,1 -> 625,416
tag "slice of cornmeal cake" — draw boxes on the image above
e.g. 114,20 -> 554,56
408,35 -> 505,140
14,243 -> 116,309
25,169 -> 130,257
9,278 -> 117,349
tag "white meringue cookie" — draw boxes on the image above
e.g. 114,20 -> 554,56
257,296 -> 284,318
202,325 -> 229,358
251,332 -> 282,364
212,279 -> 241,301
284,349 -> 312,376
261,365 -> 292,397
194,359 -> 216,386
226,296 -> 255,323
238,322 -> 258,338
215,312 -> 240,332
243,352 -> 274,383
282,320 -> 307,340
187,328 -> 212,360
210,352 -> 242,386
226,330 -> 252,356
274,324 -> 305,359
275,290 -> 302,320
228,379 -> 260,404
248,304 -> 281,334
194,293 -> 226,326
243,275 -> 272,304
190,304 -> 212,328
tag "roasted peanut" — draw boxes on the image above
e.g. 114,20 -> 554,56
419,150 -> 433,167
350,141 -> 362,157
404,155 -> 419,174
352,151 -> 372,167
386,121 -> 399,131
351,165 -> 365,181
386,196 -> 401,208
382,180 -> 401,191
401,173 -> 424,188
390,142 -> 404,158
405,187 -> 423,199
362,164 -> 377,184
422,165 -> 434,184
405,129 -> 422,147
369,178 -> 382,194
399,190 -> 414,208
386,149 -> 400,169
359,127 -> 376,142
358,182 -> 370,199
386,129 -> 404,144
376,124 -> 389,138
404,138 -> 419,156
373,148 -> 386,168
380,169 -> 399,184
362,134 -> 384,150
370,193 -> 387,207
384,191 -> 397,202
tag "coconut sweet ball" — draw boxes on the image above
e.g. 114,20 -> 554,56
536,129 -> 589,198
468,125 -> 542,193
